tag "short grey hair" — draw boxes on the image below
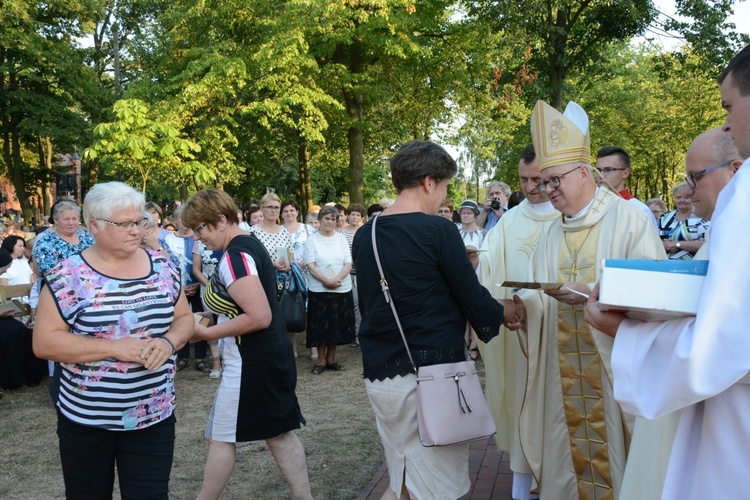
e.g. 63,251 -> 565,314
318,205 -> 340,221
83,182 -> 145,231
486,181 -> 511,198
53,200 -> 80,221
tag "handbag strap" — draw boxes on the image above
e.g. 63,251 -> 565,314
371,215 -> 418,373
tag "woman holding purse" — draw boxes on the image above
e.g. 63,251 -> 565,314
353,140 -> 518,500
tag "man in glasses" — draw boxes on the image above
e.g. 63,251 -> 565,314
588,40 -> 750,496
512,100 -> 665,499
596,146 -> 657,227
474,145 -> 558,500
684,128 -> 743,227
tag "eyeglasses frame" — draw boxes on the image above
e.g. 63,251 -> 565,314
685,160 -> 732,188
537,165 -> 583,193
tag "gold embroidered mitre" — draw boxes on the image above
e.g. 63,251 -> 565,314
531,100 -> 591,171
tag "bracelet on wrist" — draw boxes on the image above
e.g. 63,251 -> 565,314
160,336 -> 176,355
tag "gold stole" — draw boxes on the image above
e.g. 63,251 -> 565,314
557,224 -> 614,500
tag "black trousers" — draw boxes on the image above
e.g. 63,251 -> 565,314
56,411 -> 176,500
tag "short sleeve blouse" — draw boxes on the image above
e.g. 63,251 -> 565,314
45,249 -> 181,430
33,229 -> 95,276
305,231 -> 352,293
250,226 -> 292,262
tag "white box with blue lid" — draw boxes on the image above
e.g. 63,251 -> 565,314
598,259 -> 708,321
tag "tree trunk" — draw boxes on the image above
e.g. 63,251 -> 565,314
8,128 -> 33,221
344,91 -> 365,205
35,136 -> 54,218
1,73 -> 33,221
297,133 -> 313,215
548,9 -> 569,111
41,181 -> 51,221
549,62 -> 564,111
113,23 -> 121,100
334,41 -> 366,205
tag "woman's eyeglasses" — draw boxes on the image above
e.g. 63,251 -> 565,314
97,218 -> 148,230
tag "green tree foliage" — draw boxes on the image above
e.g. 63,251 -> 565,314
297,0 -> 466,204
3,0 -> 746,216
468,0 -> 656,110
85,99 -> 204,193
577,45 -> 724,204
0,0 -> 100,219
123,0 -> 342,209
664,0 -> 749,72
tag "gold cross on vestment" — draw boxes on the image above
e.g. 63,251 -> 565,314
561,253 -> 593,282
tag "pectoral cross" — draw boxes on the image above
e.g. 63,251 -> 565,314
561,252 -> 592,282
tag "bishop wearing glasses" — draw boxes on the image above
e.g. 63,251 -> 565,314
511,100 -> 665,499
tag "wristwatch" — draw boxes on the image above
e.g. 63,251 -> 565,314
676,242 -> 682,249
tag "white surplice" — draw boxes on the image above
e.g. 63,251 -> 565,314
477,200 -> 558,499
612,158 -> 750,500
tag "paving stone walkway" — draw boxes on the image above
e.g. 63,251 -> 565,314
358,437 -> 513,500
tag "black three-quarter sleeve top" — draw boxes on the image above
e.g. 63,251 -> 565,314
352,213 -> 504,382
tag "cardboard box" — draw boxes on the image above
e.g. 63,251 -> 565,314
598,259 -> 708,321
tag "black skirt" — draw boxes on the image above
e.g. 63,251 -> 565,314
0,318 -> 47,389
305,291 -> 356,347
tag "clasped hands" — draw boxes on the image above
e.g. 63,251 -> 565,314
275,257 -> 291,273
500,295 -> 525,331
323,277 -> 343,289
116,336 -> 175,370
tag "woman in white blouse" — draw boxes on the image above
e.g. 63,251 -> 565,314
0,235 -> 34,286
305,206 -> 355,374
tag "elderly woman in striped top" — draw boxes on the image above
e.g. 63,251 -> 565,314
33,182 -> 194,499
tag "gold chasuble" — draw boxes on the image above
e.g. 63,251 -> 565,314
557,222 -> 619,499
518,188 -> 665,500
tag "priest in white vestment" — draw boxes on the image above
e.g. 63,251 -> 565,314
619,127 -> 743,499
476,145 -> 558,500
586,47 -> 750,499
517,100 -> 666,499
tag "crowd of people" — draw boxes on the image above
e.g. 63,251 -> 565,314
0,182 -> 385,498
0,43 -> 747,500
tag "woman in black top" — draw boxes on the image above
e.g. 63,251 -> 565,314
184,189 -> 312,500
353,140 -> 515,500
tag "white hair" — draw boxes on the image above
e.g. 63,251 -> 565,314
83,182 -> 145,231
53,200 -> 80,221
